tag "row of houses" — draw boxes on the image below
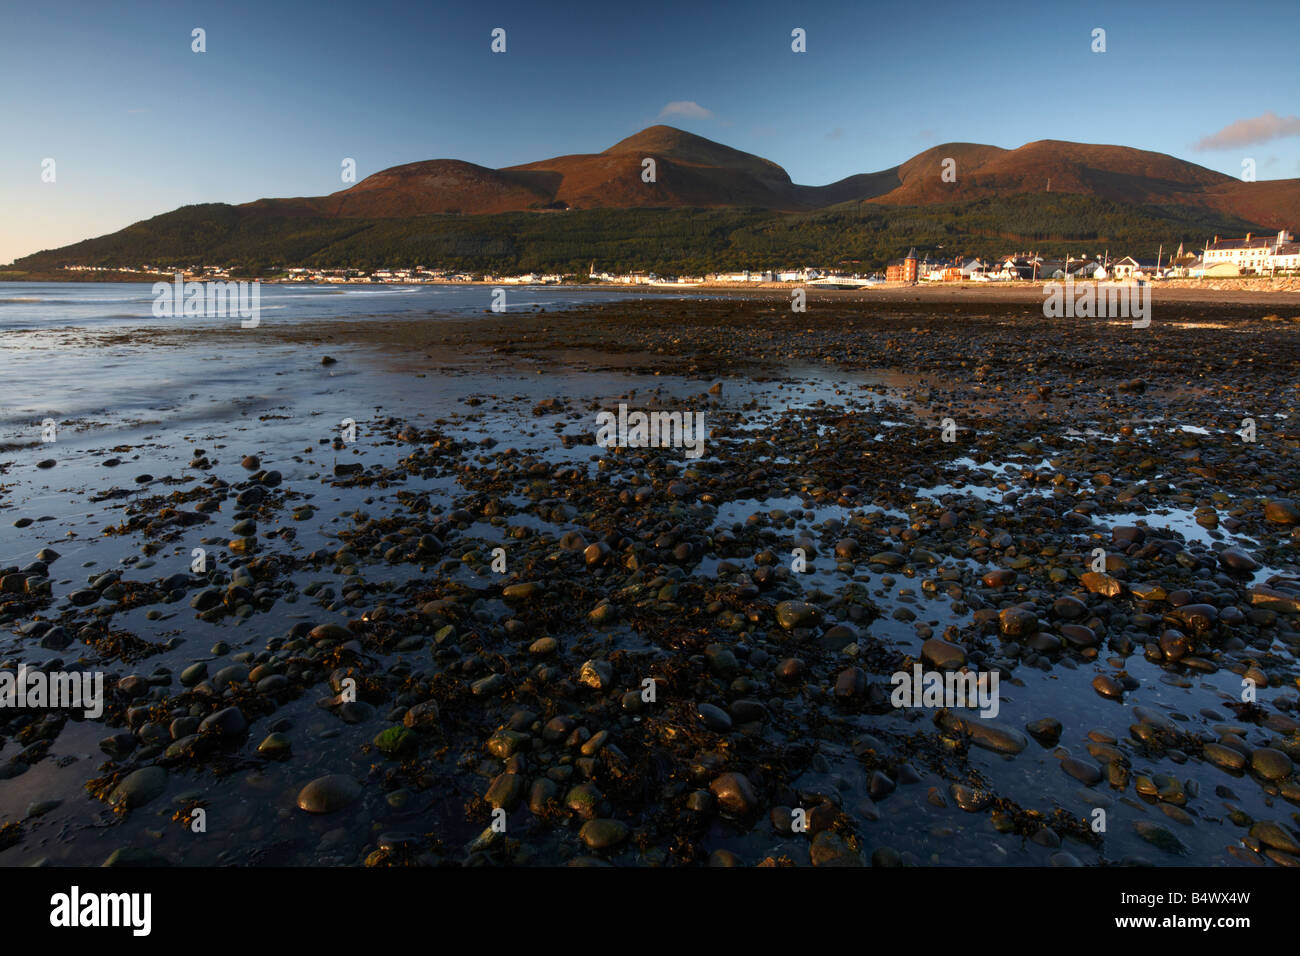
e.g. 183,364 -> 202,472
885,230 -> 1298,282
300,267 -> 481,283
1199,230 -> 1299,275
62,264 -> 239,278
588,268 -> 880,286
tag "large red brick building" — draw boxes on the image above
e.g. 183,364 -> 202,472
886,247 -> 919,283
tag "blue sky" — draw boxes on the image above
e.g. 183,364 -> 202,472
3,0 -> 1299,263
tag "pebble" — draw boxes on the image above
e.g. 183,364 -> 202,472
579,818 -> 629,850
1091,675 -> 1124,699
697,703 -> 732,732
1250,748 -> 1293,781
109,767 -> 168,809
921,638 -> 966,669
709,772 -> 758,815
296,774 -> 362,814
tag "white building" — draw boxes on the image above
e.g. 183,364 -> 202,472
1109,256 -> 1139,278
1269,242 -> 1300,272
1203,230 -> 1293,273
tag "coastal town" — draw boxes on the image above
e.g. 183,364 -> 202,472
54,229 -> 1298,286
884,229 -> 1298,282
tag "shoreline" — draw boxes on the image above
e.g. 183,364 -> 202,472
5,273 -> 1300,308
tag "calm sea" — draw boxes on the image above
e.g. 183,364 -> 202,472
0,281 -> 679,435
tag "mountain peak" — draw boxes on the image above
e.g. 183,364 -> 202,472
605,125 -> 709,152
603,125 -> 792,187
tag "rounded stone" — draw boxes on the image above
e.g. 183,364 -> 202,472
402,700 -> 440,730
921,638 -> 966,669
1026,718 -> 1062,745
297,774 -> 362,814
502,581 -> 542,601
775,600 -> 821,630
1061,757 -> 1103,785
1251,747 -> 1293,781
1263,499 -> 1299,525
998,606 -> 1039,637
1092,675 -> 1123,699
579,818 -> 629,850
528,637 -> 558,657
198,706 -> 247,737
708,771 -> 757,815
257,732 -> 291,757
1202,742 -> 1246,772
109,766 -> 168,809
180,662 -> 207,686
1217,548 -> 1259,573
485,773 -> 525,811
697,703 -> 733,732
309,623 -> 351,643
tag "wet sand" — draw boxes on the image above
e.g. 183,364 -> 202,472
1,294 -> 1298,868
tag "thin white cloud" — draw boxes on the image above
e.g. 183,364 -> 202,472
1195,112 -> 1300,150
658,101 -> 714,121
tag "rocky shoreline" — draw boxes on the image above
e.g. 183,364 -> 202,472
1,295 -> 1298,867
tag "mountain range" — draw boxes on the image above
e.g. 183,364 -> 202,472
231,125 -> 1300,224
13,126 -> 1297,274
